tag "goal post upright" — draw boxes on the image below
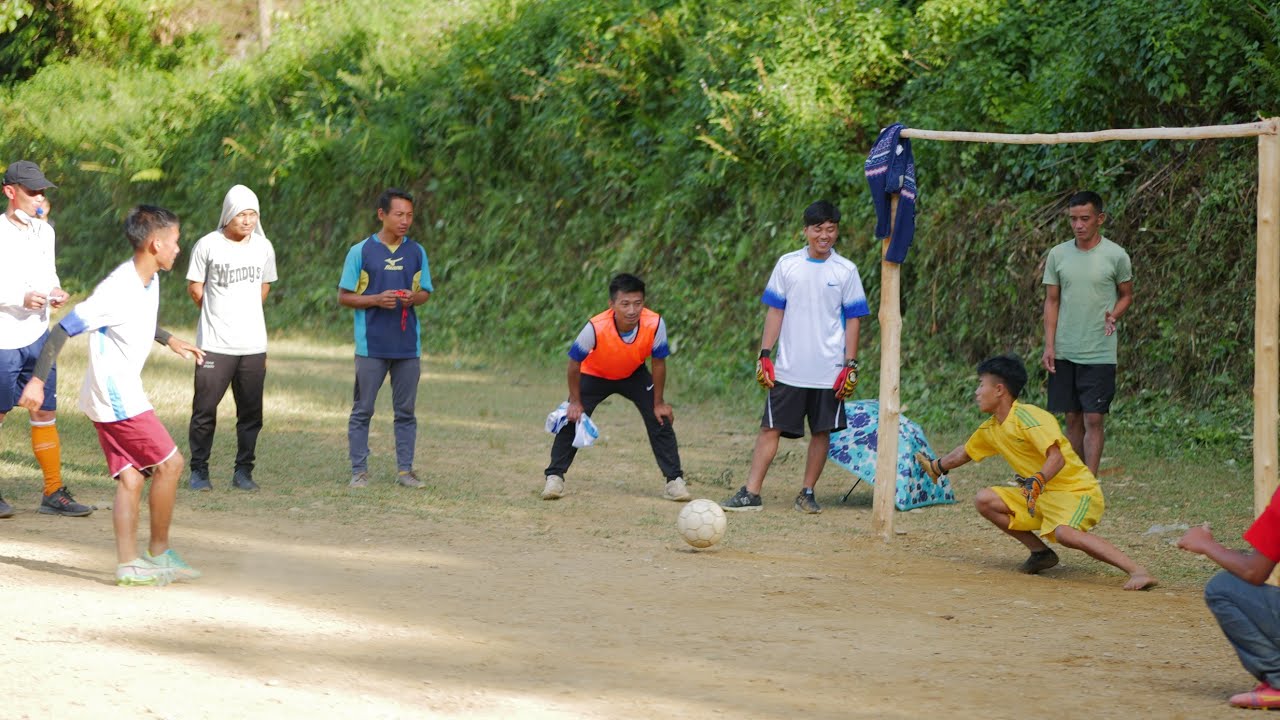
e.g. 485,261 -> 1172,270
1255,120 -> 1280,519
871,198 -> 902,540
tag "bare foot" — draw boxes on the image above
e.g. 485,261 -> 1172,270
1123,570 -> 1158,591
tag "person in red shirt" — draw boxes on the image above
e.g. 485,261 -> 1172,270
1179,488 -> 1280,709
541,274 -> 688,502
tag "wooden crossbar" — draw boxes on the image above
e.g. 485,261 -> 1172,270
900,120 -> 1276,144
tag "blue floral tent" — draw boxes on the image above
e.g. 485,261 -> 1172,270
828,399 -> 956,511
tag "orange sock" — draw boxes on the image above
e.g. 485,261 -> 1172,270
31,421 -> 62,496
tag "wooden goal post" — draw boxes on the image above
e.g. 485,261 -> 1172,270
871,119 -> 1280,542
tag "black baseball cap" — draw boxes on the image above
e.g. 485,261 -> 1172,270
2,161 -> 56,191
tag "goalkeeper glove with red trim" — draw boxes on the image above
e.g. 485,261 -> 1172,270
1017,472 -> 1047,517
756,350 -> 776,389
833,358 -> 859,400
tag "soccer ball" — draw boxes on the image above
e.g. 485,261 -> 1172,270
677,499 -> 727,549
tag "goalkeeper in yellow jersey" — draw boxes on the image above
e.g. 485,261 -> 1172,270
917,354 -> 1156,590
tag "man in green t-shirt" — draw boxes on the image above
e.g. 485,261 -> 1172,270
1040,191 -> 1133,477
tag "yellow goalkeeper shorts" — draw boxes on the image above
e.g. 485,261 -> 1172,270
989,484 -> 1105,544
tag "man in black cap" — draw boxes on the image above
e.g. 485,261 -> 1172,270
0,160 -> 93,518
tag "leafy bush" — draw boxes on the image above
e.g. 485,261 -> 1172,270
0,0 -> 1275,451
0,0 -> 208,84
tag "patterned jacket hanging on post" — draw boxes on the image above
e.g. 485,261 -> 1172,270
865,122 -> 918,264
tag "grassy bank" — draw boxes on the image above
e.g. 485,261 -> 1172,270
0,0 -> 1274,450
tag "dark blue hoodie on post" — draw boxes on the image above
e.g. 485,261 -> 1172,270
864,123 -> 917,263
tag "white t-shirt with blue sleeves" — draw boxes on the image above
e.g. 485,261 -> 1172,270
762,248 -> 869,388
568,317 -> 669,362
59,260 -> 160,423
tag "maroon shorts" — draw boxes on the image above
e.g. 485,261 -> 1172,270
93,410 -> 178,478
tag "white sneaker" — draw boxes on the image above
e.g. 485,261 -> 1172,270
115,557 -> 178,587
541,475 -> 565,500
663,477 -> 692,502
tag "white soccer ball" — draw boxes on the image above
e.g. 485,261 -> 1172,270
677,498 -> 727,549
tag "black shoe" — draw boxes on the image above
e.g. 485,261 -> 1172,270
794,490 -> 822,514
39,486 -> 94,517
1018,549 -> 1060,574
720,485 -> 763,512
232,468 -> 259,492
189,468 -> 212,491
0,493 -> 13,519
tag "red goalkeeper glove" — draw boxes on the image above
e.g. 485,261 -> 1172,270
1017,472 -> 1047,517
756,350 -> 775,389
833,358 -> 859,400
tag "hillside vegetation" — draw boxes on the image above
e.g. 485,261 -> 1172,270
1,0 -> 1277,448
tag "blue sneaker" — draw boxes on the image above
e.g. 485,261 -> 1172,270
145,548 -> 202,580
232,468 -> 259,492
189,468 -> 212,491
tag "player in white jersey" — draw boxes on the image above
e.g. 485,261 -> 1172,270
721,201 -> 870,514
0,160 -> 93,518
185,185 -> 277,492
21,205 -> 205,586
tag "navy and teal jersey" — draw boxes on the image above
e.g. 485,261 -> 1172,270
338,235 -> 434,359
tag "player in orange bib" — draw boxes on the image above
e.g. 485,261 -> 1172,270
541,274 -> 689,502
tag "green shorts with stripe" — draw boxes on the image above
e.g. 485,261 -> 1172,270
990,484 -> 1106,544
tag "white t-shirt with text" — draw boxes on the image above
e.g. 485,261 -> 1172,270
186,230 -> 277,355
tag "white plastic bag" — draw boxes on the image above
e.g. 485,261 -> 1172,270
545,401 -> 599,448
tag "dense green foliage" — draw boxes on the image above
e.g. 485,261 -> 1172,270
0,0 -> 206,83
0,0 -> 1275,450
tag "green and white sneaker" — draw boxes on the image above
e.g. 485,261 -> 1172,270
145,548 -> 202,580
115,557 -> 178,587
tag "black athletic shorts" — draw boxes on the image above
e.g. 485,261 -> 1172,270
760,382 -> 847,439
1046,359 -> 1116,414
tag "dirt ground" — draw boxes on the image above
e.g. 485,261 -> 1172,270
0,488 -> 1251,720
0,347 -> 1256,719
